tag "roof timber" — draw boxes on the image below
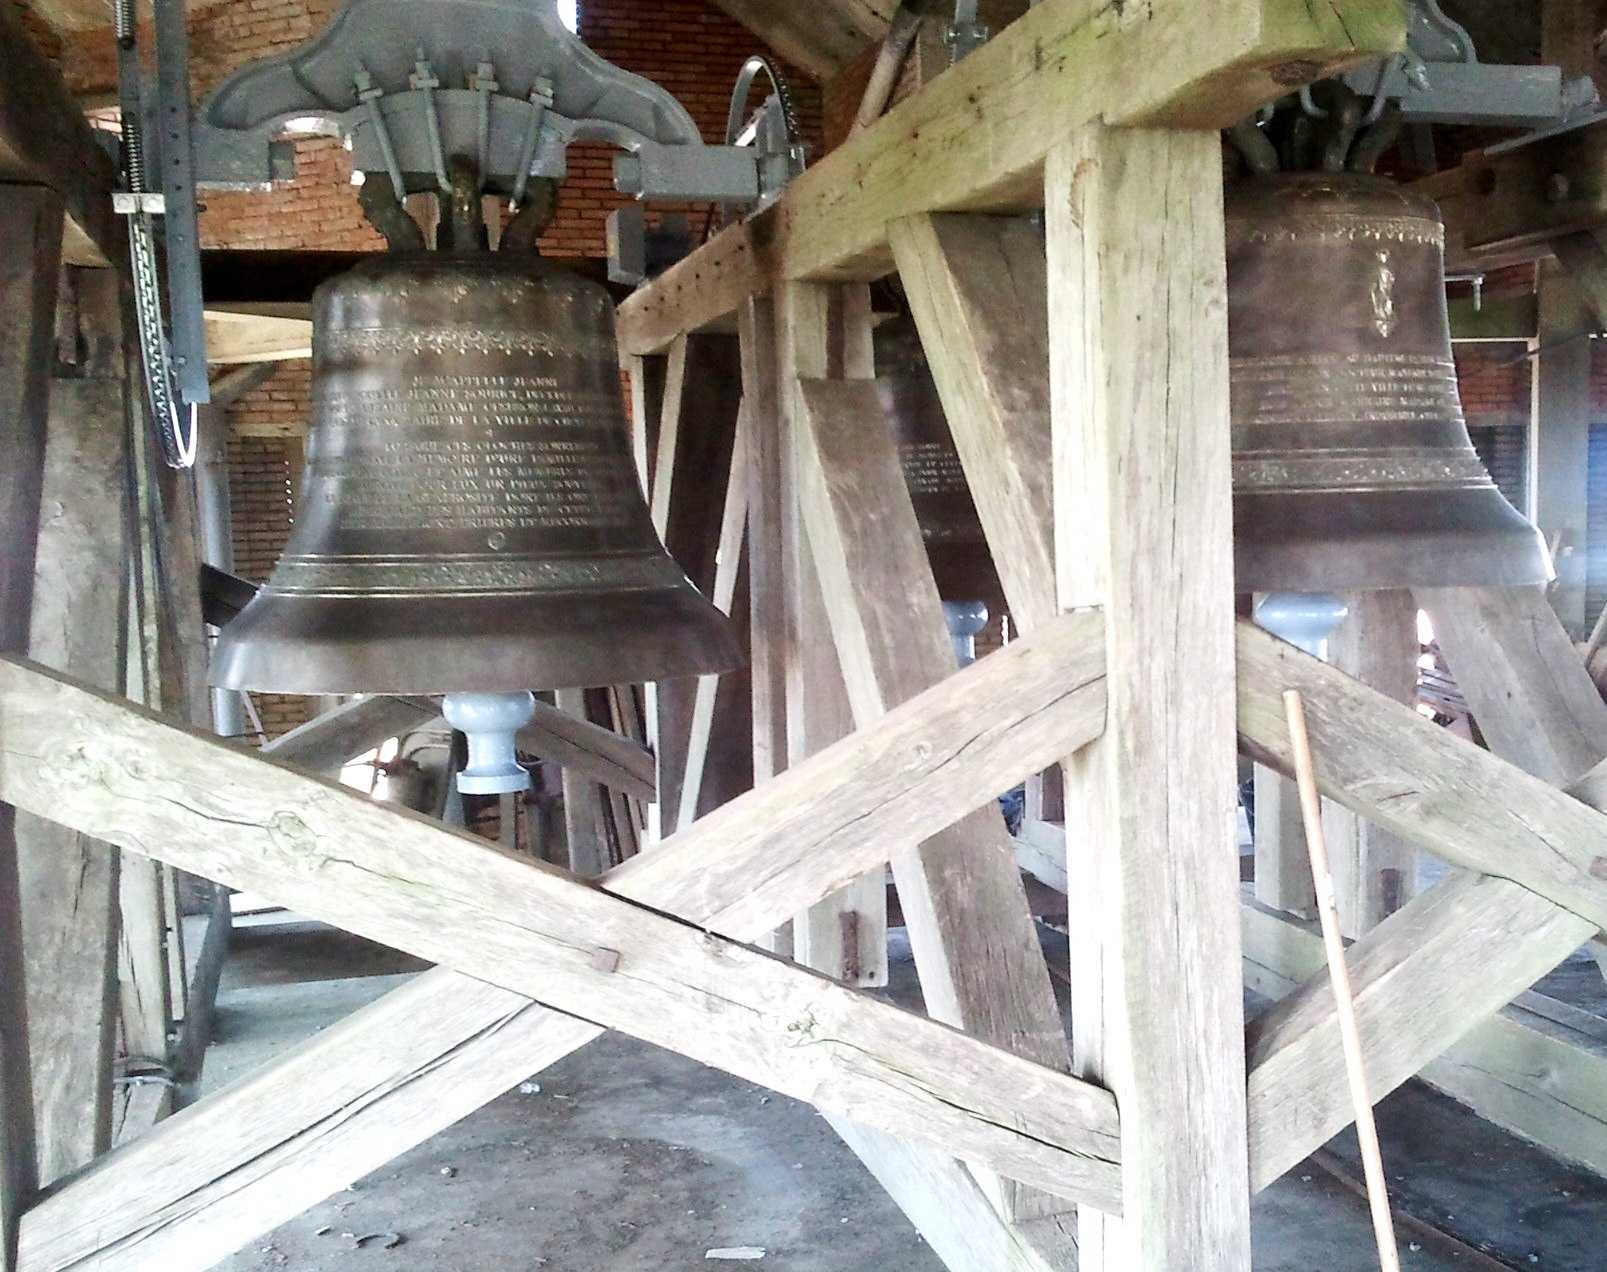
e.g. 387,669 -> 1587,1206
616,0 -> 1406,355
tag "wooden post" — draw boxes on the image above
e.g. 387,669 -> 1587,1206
0,182 -> 64,1272
1252,765 -> 1316,917
647,334 -> 750,833
15,265 -> 126,1182
1322,589 -> 1419,936
774,280 -> 889,985
555,687 -> 610,879
1047,126 -> 1251,1267
1533,264 -> 1592,637
796,376 -> 1076,1228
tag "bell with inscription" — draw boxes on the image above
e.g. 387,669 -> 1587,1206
1227,173 -> 1552,591
875,318 -> 1002,607
211,251 -> 744,701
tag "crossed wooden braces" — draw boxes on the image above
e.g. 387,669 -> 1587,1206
7,1 -> 1607,1269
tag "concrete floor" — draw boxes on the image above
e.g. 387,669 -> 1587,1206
206,922 -> 1607,1271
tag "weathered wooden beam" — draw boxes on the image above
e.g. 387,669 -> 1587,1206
888,212 -> 1055,631
0,182 -> 62,1272
709,0 -> 891,80
616,0 -> 1404,352
202,310 -> 313,364
1243,896 -> 1607,1182
16,607 -> 1108,1271
797,374 -> 1072,1225
16,268 -> 126,1182
1240,585 -> 1607,1188
0,622 -> 1120,1196
1048,124 -> 1251,1268
1237,620 -> 1607,931
1417,126 -> 1607,274
0,10 -> 117,267
1322,590 -> 1419,937
1245,872 -> 1594,1192
1420,583 -> 1607,786
676,409 -> 750,832
776,282 -> 888,985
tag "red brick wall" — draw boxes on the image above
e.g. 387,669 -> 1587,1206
1455,343 -> 1532,429
227,431 -> 306,736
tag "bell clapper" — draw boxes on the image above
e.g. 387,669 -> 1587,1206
942,599 -> 989,670
1253,592 -> 1349,661
443,691 -> 538,796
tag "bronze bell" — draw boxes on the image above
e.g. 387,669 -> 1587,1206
211,252 -> 743,695
1227,173 -> 1552,592
874,318 -> 1003,606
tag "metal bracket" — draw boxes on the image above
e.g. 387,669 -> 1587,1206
193,0 -> 762,204
944,0 -> 989,62
1337,0 -> 1599,130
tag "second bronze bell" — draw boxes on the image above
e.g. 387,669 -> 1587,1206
1226,173 -> 1552,593
212,250 -> 743,695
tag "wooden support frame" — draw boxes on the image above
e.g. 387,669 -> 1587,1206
0,653 -> 1123,1205
15,612 -> 1109,1270
797,374 -> 1073,1225
617,0 -> 1404,354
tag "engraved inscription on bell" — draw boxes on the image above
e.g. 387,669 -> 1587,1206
315,377 -> 636,536
210,250 -> 744,696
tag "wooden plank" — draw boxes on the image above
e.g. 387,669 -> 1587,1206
261,695 -> 440,773
1242,897 -> 1607,1181
0,183 -> 62,1272
201,311 -> 313,364
651,335 -> 748,834
1253,763 -> 1315,917
1047,124 -> 1251,1268
20,977 -> 582,1272
738,298 -> 789,802
555,686 -> 610,879
776,282 -> 888,986
646,335 -> 690,539
15,272 -> 126,1181
0,11 -> 117,267
0,654 -> 1123,1211
15,609 -> 1108,1271
1240,583 -> 1607,1184
708,0 -> 890,79
1244,873 -> 1594,1192
1237,619 -> 1607,931
615,0 -> 1405,352
798,374 -> 1073,1224
1418,584 -> 1607,785
1322,590 -> 1419,936
888,213 -> 1056,632
830,1117 -> 1079,1272
677,409 -> 751,832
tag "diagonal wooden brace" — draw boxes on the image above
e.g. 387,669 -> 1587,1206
1236,620 -> 1607,931
12,612 -> 1115,1272
1237,608 -> 1607,1188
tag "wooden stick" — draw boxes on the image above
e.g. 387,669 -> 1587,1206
1282,688 -> 1401,1272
